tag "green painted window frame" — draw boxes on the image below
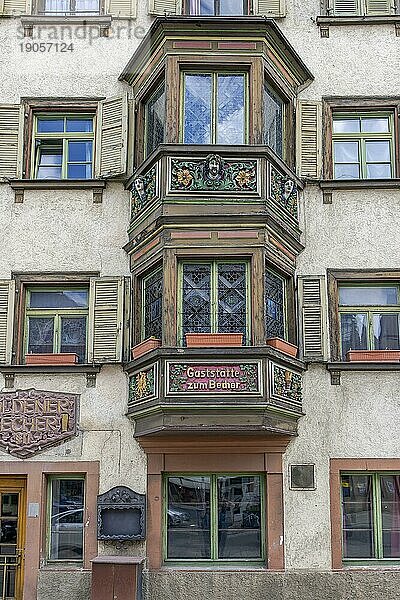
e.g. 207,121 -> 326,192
31,113 -> 95,180
46,475 -> 85,564
332,111 -> 395,180
180,70 -> 249,145
24,286 -> 89,362
338,283 -> 400,356
265,268 -> 288,340
341,471 -> 400,565
164,472 -> 265,566
185,0 -> 249,15
177,259 -> 251,346
140,267 -> 163,341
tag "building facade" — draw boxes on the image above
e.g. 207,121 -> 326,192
0,0 -> 400,598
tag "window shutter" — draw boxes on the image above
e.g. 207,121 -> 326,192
107,0 -> 136,18
365,0 -> 392,14
331,0 -> 360,14
95,94 -> 128,178
88,277 -> 124,363
296,100 -> 322,180
298,276 -> 327,362
0,0 -> 29,15
0,105 -> 23,181
148,0 -> 180,15
0,281 -> 15,365
254,0 -> 286,17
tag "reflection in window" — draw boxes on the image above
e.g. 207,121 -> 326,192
145,83 -> 165,157
186,0 -> 247,14
341,473 -> 400,560
142,268 -> 163,340
338,284 -> 400,358
264,84 -> 284,157
183,73 -> 246,145
265,269 -> 286,339
166,474 -> 263,562
48,478 -> 84,561
332,113 -> 393,180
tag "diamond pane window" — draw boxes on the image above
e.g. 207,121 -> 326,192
180,261 -> 249,344
142,268 -> 163,340
332,113 -> 394,180
186,0 -> 248,14
183,73 -> 246,145
264,84 -> 284,158
265,270 -> 286,339
145,83 -> 166,157
338,284 -> 400,358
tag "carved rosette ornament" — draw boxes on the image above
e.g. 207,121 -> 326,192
0,388 -> 78,458
170,154 -> 258,193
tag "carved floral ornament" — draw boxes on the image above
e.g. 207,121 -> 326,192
129,364 -> 157,405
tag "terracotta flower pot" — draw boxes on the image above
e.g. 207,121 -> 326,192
266,338 -> 298,358
132,338 -> 161,359
346,350 -> 400,362
185,333 -> 243,347
25,353 -> 78,365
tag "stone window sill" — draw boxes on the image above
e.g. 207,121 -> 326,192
0,364 -> 101,388
8,179 -> 106,203
20,14 -> 112,36
327,361 -> 400,385
319,179 -> 400,203
316,15 -> 400,37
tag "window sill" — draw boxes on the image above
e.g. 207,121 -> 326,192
319,178 -> 400,201
327,361 -> 400,385
0,364 -> 101,388
20,14 -> 112,35
8,179 -> 106,203
316,15 -> 400,36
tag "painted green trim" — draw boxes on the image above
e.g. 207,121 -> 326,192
163,472 -> 265,565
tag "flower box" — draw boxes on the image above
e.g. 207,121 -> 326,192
346,350 -> 400,362
25,353 -> 78,365
132,338 -> 161,359
266,338 -> 298,358
185,333 -> 243,348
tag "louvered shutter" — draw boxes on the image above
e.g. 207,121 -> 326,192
0,281 -> 15,365
365,0 -> 392,14
254,0 -> 286,17
95,95 -> 128,178
88,278 -> 124,363
0,105 -> 23,181
298,276 -> 327,362
148,0 -> 180,14
296,100 -> 322,180
107,0 -> 136,18
0,0 -> 29,15
331,0 -> 360,14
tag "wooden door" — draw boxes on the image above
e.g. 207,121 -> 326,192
0,478 -> 26,600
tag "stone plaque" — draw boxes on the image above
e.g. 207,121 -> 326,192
166,362 -> 262,396
0,389 -> 78,458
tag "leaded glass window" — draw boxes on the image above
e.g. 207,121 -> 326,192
338,284 -> 400,358
264,84 -> 284,158
166,474 -> 263,562
180,261 -> 248,344
145,83 -> 166,157
183,73 -> 246,145
186,0 -> 248,14
25,288 -> 88,362
142,268 -> 163,340
265,270 -> 286,339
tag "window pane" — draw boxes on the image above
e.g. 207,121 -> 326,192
365,141 -> 390,162
146,84 -> 165,156
74,0 -> 99,12
339,287 -> 398,306
143,269 -> 163,340
361,117 -> 389,133
184,74 -> 212,144
334,141 -> 359,162
30,291 -> 88,309
67,164 -> 92,179
217,476 -> 262,559
380,475 -> 400,558
333,119 -> 360,133
340,313 -> 368,358
264,85 -> 284,157
217,75 -> 245,144
36,143 -> 63,179
37,118 -> 64,133
372,314 -> 400,350
60,317 -> 86,362
182,264 -> 211,339
187,0 -> 214,14
68,141 -> 92,162
217,264 -> 247,339
265,270 -> 285,339
220,0 -> 245,13
341,474 -> 374,559
167,476 -> 211,559
49,479 -> 84,561
66,119 -> 93,132
366,163 -> 391,179
28,317 -> 54,354
334,164 -> 360,179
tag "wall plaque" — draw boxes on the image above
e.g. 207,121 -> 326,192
97,486 -> 146,541
166,362 -> 262,396
0,388 -> 78,458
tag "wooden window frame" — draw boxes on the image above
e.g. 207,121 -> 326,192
330,458 -> 400,569
322,99 -> 400,180
140,266 -> 163,342
32,0 -> 104,15
164,472 -> 265,565
183,0 -> 251,15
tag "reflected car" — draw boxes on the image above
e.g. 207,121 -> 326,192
167,508 -> 190,527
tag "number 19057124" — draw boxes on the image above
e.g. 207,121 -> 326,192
20,42 -> 74,52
